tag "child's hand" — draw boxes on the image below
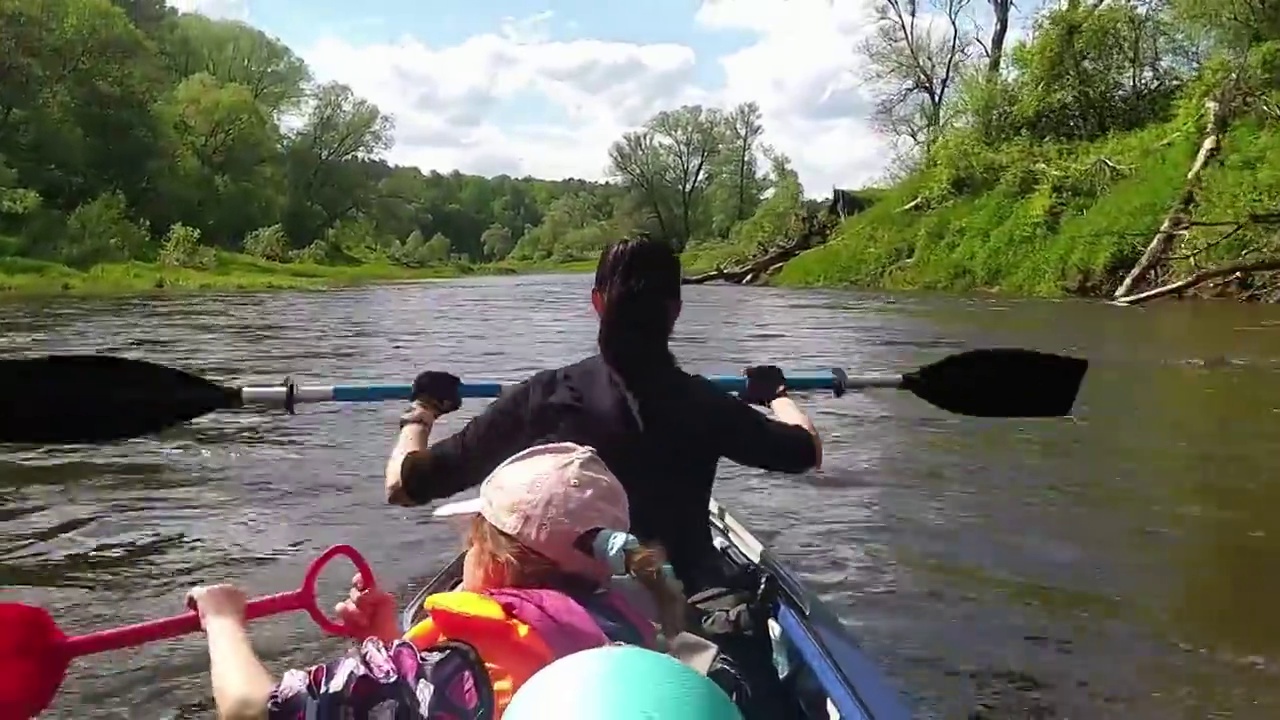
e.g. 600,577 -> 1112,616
335,573 -> 400,642
186,584 -> 249,629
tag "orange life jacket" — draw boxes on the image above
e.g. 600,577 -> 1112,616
403,589 -> 652,715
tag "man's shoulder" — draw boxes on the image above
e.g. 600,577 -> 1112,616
502,360 -> 592,396
559,354 -> 608,375
530,355 -> 714,402
506,356 -> 608,407
675,368 -> 730,399
543,354 -> 611,388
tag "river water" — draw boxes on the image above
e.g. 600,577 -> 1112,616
2,274 -> 1279,719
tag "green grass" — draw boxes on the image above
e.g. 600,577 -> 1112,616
774,120 -> 1280,297
0,251 -> 594,297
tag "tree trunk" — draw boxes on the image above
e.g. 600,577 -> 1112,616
1112,257 -> 1280,305
986,0 -> 1010,76
1112,98 -> 1227,300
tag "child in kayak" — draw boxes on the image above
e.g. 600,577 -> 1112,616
188,442 -> 691,719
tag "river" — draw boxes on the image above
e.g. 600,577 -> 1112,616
2,274 -> 1278,719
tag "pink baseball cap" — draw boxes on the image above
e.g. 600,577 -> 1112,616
432,442 -> 631,582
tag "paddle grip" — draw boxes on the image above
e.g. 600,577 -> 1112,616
276,543 -> 376,636
60,544 -> 375,659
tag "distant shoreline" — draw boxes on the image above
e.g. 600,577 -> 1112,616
0,253 -> 597,298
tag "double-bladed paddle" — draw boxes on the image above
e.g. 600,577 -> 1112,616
0,349 -> 1088,445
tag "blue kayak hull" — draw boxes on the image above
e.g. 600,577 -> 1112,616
400,498 -> 911,720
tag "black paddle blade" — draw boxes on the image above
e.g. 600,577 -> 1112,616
0,355 -> 242,444
901,348 -> 1088,418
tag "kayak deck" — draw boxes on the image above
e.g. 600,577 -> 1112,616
706,500 -> 910,720
400,498 -> 910,720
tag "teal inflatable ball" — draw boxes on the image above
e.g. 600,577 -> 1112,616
505,645 -> 744,720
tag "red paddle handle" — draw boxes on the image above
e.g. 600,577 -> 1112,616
60,544 -> 375,658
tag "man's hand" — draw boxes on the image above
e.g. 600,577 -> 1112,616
742,365 -> 787,406
399,401 -> 439,428
411,371 -> 462,415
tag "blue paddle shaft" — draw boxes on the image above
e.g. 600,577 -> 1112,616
238,372 -> 902,406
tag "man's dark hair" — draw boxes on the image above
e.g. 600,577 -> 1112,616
593,236 -> 683,389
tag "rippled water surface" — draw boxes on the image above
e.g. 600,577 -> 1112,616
4,275 -> 1280,718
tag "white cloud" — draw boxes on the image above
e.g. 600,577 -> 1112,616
300,24 -> 706,182
174,0 -> 896,194
167,0 -> 248,21
696,0 -> 890,191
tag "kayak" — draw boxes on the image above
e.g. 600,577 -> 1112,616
399,498 -> 912,720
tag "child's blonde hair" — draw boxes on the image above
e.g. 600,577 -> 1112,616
467,515 -> 685,638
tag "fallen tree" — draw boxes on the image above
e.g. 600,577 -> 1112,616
683,235 -> 818,285
1110,76 -> 1280,305
1111,223 -> 1280,305
683,212 -> 836,285
1111,256 -> 1280,305
1112,98 -> 1228,301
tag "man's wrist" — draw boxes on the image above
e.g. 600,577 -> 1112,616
399,405 -> 438,429
398,423 -> 432,453
386,483 -> 416,507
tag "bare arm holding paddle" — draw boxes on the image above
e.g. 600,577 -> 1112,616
188,586 -> 275,719
188,575 -> 402,720
702,365 -> 824,474
385,369 -> 465,506
385,410 -> 436,506
385,371 -> 535,506
742,365 -> 823,469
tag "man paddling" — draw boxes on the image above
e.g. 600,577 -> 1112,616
383,236 -> 822,719
382,236 -> 823,593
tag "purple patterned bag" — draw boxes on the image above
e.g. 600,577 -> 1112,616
267,638 -> 495,719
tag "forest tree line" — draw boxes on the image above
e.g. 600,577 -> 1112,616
0,0 -> 812,273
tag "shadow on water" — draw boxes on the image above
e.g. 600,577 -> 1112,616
3,277 -> 1280,718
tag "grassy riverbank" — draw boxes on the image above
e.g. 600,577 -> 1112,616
0,252 -> 594,297
770,0 -> 1280,302
775,118 -> 1280,297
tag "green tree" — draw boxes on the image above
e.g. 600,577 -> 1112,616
282,82 -> 394,244
423,232 -> 451,264
481,224 -> 514,260
158,222 -> 215,269
157,14 -> 310,116
0,0 -> 166,210
608,105 -> 722,250
152,72 -> 282,243
728,146 -> 804,254
705,102 -> 766,238
242,223 -> 289,261
60,192 -> 151,267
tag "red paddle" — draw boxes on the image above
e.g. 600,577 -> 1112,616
0,544 -> 375,719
